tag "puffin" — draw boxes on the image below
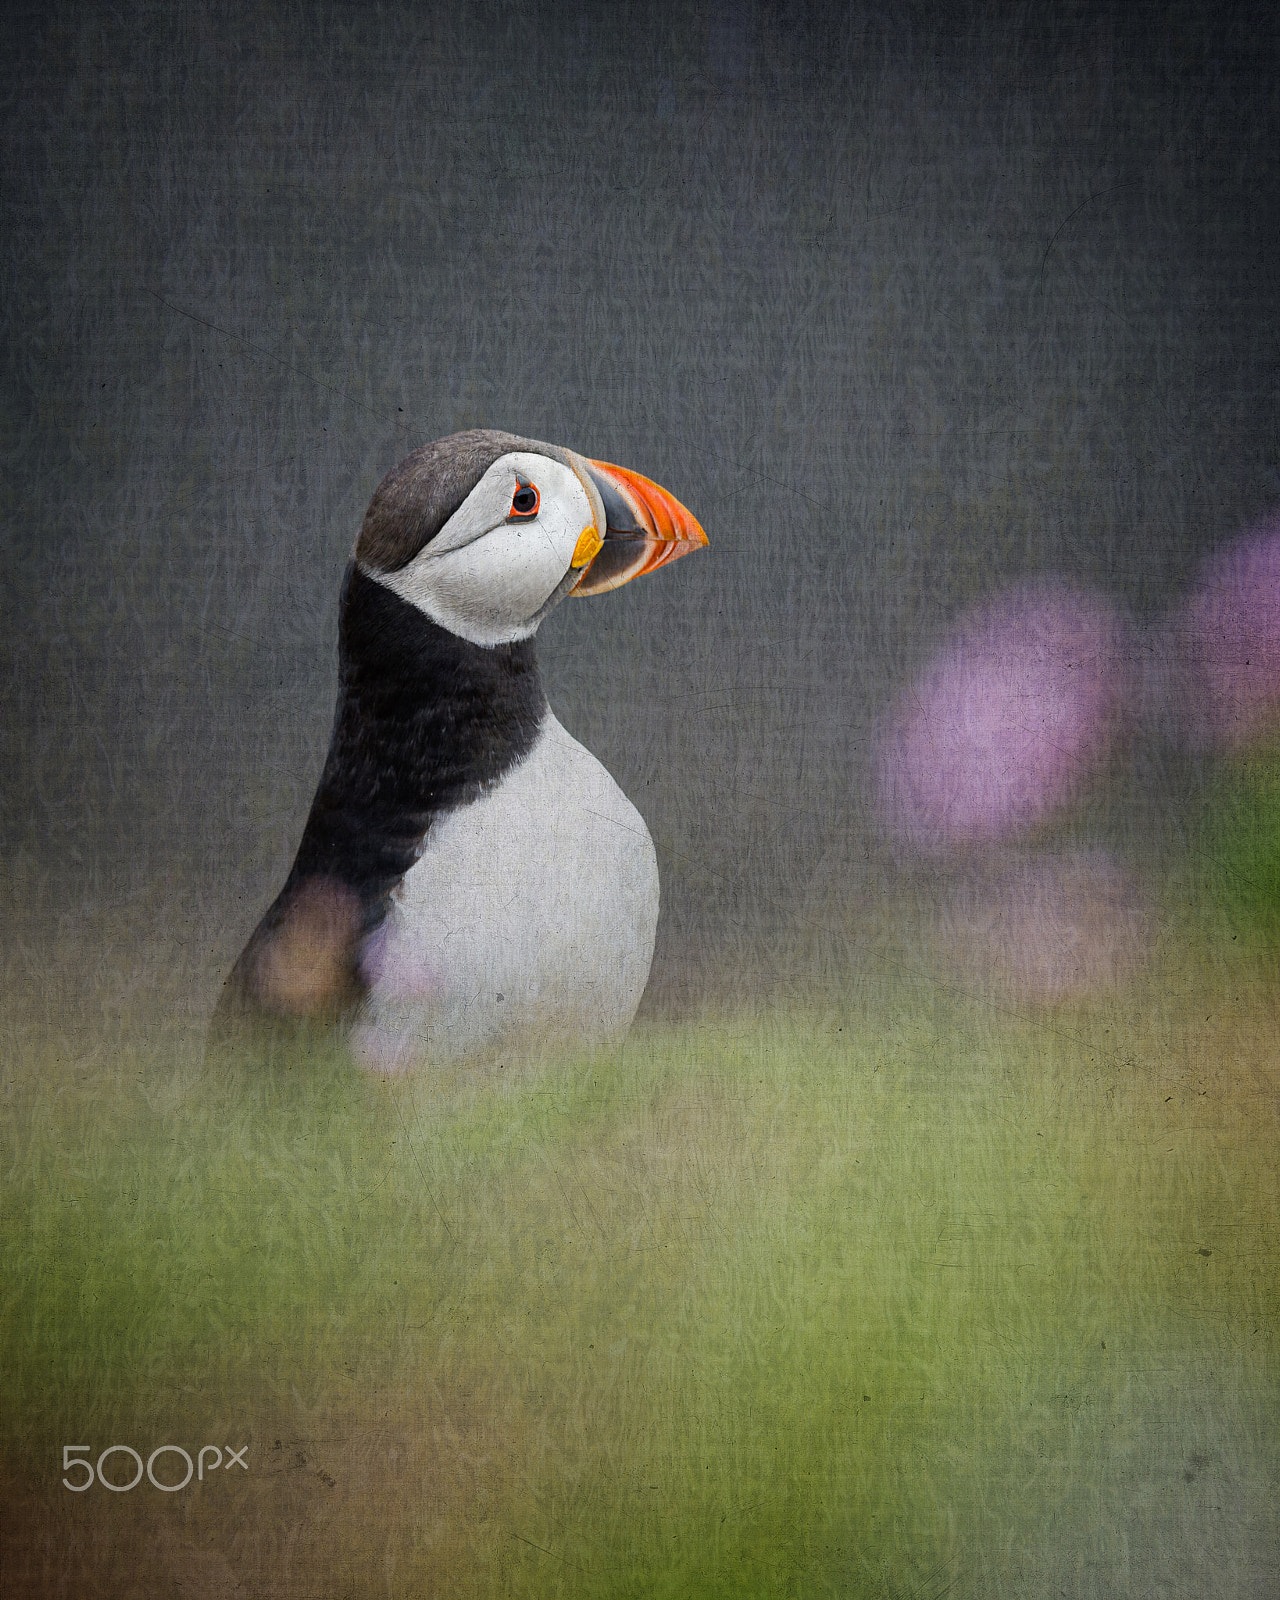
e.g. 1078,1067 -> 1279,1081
211,429 -> 707,1071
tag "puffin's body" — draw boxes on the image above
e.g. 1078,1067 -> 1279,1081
212,430 -> 705,1071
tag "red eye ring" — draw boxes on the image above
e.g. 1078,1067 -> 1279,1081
510,482 -> 539,519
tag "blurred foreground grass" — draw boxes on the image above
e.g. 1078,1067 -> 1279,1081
2,942 -> 1277,1599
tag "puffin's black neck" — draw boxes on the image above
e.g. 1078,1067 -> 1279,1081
285,564 -> 547,919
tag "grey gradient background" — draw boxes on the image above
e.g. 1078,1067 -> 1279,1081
4,0 -> 1278,1043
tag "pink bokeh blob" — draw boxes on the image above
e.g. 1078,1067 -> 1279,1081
873,580 -> 1132,853
359,919 -> 444,1001
1172,517 -> 1280,751
943,849 -> 1149,1002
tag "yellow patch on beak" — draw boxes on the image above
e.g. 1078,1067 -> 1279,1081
571,524 -> 604,568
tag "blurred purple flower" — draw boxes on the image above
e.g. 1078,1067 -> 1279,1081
1172,517 -> 1280,751
873,581 -> 1132,852
943,849 -> 1149,1002
360,919 -> 443,1000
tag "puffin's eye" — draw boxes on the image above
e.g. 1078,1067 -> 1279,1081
510,482 -> 539,519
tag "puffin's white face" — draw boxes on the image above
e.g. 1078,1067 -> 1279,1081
364,451 -> 600,647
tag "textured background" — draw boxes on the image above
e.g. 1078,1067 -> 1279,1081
3,5 -> 1279,1596
4,0 -> 1277,1038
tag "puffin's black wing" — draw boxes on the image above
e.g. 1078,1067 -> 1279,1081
208,568 -> 546,1054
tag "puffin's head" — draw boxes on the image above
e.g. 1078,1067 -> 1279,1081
354,429 -> 707,647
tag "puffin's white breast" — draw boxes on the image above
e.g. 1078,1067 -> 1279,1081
353,713 -> 658,1071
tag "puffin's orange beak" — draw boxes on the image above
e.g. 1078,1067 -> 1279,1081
571,459 -> 708,596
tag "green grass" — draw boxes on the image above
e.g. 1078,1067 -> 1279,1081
3,952 -> 1277,1598
1206,747 -> 1280,954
